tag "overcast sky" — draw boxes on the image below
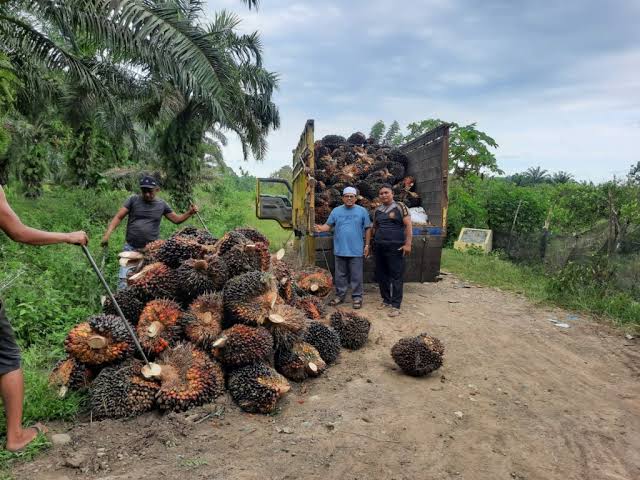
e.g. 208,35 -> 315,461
207,0 -> 640,182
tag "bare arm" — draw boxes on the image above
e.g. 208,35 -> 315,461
313,223 -> 332,233
165,204 -> 198,225
399,215 -> 413,256
364,226 -> 372,257
0,187 -> 88,246
101,207 -> 129,246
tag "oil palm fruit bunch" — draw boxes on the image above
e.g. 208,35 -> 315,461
136,299 -> 184,357
154,343 -> 225,412
102,287 -> 144,325
294,267 -> 333,297
90,360 -> 159,419
330,310 -> 371,350
173,226 -> 199,238
227,363 -> 290,414
211,324 -> 274,369
303,321 -> 341,365
266,304 -> 307,351
65,315 -> 134,365
395,189 -> 422,208
214,231 -> 252,256
49,357 -> 94,397
185,293 -> 223,348
391,333 -> 445,377
234,227 -> 270,247
275,341 -> 326,382
143,239 -> 166,265
127,262 -> 178,301
321,134 -> 346,146
293,295 -> 326,320
272,259 -> 294,304
157,235 -> 205,268
347,131 -> 367,144
221,244 -> 261,278
175,258 -> 217,301
223,271 -> 277,326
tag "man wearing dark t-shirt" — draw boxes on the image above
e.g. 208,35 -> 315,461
101,176 -> 198,287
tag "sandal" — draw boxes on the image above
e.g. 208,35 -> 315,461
6,423 -> 48,453
329,297 -> 344,306
353,299 -> 363,309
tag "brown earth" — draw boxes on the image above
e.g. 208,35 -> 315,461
12,274 -> 640,480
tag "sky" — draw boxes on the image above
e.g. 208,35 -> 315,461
207,0 -> 640,182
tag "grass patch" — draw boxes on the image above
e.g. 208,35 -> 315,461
442,248 -> 640,329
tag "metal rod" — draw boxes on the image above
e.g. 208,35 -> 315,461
81,245 -> 150,365
189,198 -> 211,236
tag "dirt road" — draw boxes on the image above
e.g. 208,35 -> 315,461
13,274 -> 640,480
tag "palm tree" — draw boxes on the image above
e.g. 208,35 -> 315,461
551,171 -> 574,184
524,166 -> 549,184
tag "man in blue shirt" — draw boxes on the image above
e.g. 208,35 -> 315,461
314,186 -> 371,309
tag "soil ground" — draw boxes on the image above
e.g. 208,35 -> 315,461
12,274 -> 640,480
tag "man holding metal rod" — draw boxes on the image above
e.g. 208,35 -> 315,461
0,185 -> 88,452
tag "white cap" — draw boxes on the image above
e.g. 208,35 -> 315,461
343,186 -> 357,196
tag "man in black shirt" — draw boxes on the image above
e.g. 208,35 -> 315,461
368,184 -> 412,317
101,176 -> 198,287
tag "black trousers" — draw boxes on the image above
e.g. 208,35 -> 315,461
374,243 -> 404,308
0,300 -> 21,375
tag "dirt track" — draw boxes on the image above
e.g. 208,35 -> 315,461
12,274 -> 640,480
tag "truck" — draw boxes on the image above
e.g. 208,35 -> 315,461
256,120 -> 449,282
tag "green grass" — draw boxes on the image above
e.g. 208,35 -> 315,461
442,248 -> 640,329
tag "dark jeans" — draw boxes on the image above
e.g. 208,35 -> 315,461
334,256 -> 364,300
374,243 -> 405,308
0,300 -> 21,375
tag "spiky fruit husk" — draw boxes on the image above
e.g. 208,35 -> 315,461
272,259 -> 294,304
386,161 -> 405,183
103,288 -> 144,325
127,262 -> 178,301
213,324 -> 274,369
347,132 -> 367,145
234,227 -> 270,247
143,239 -> 166,264
173,226 -> 199,238
275,341 -> 326,382
157,236 -> 205,268
222,244 -> 261,278
90,360 -> 159,419
315,204 -> 331,225
223,271 -> 277,326
64,316 -> 134,365
303,321 -> 341,364
294,268 -> 333,297
254,242 -> 271,271
266,304 -> 307,351
321,134 -> 346,146
195,230 -> 217,246
201,255 -> 228,290
49,357 -> 94,393
330,310 -> 371,350
156,344 -> 224,412
228,363 -> 290,414
388,148 -> 409,167
185,293 -> 223,348
214,231 -> 251,256
396,190 -> 422,208
293,296 -> 325,320
175,258 -> 216,301
391,334 -> 445,377
137,299 -> 183,357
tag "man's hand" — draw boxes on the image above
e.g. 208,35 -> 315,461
398,244 -> 411,256
100,234 -> 109,247
68,231 -> 89,246
188,204 -> 199,215
364,244 -> 371,258
314,224 -> 323,233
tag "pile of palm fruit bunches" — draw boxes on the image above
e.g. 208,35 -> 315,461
50,226 -> 390,418
313,131 -> 422,224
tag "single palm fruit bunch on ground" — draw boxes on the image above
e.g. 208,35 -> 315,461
175,258 -> 217,301
234,227 -> 270,247
90,360 -> 159,419
391,333 -> 445,377
266,304 -> 307,351
293,295 -> 326,320
213,231 -> 252,256
330,310 -> 371,350
275,341 -> 326,382
303,321 -> 341,365
223,271 -> 277,326
102,287 -> 144,325
294,267 -> 333,297
203,254 -> 229,290
156,235 -> 205,268
49,356 -> 94,398
221,244 -> 261,278
136,299 -> 183,357
127,262 -> 178,301
227,363 -> 290,414
272,259 -> 294,304
65,315 -> 134,365
154,343 -> 225,412
185,292 -> 223,348
211,324 -> 274,369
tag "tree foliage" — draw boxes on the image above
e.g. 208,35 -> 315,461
369,120 -> 385,143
